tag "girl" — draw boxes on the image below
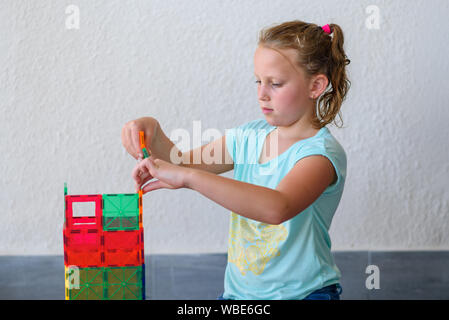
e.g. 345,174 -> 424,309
122,20 -> 351,300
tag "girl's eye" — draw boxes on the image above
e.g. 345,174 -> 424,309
254,81 -> 281,87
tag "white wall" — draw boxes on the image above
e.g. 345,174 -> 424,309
1,0 -> 448,255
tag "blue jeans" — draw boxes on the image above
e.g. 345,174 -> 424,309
217,284 -> 342,300
302,283 -> 342,300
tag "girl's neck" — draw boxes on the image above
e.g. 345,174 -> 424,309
275,117 -> 319,142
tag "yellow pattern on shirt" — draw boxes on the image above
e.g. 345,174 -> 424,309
228,212 -> 288,276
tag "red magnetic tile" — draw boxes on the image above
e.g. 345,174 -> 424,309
103,228 -> 144,267
103,249 -> 144,267
103,229 -> 143,251
65,195 -> 102,230
64,228 -> 103,267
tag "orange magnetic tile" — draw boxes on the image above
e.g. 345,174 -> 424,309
139,131 -> 145,149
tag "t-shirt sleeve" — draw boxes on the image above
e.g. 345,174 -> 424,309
292,141 -> 347,193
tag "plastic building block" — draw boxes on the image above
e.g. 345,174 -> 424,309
65,265 -> 145,300
64,182 -> 67,216
66,267 -> 105,300
63,183 -> 146,300
105,266 -> 145,300
103,228 -> 144,267
139,131 -> 151,158
64,193 -> 104,267
64,229 -> 103,267
65,266 -> 69,300
65,194 -> 102,230
142,147 -> 150,158
102,193 -> 140,231
138,190 -> 143,228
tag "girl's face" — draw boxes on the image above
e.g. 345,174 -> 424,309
254,45 -> 314,127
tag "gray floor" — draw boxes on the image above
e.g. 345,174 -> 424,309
0,251 -> 448,300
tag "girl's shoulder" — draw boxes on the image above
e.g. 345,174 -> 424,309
232,118 -> 272,131
298,127 -> 347,167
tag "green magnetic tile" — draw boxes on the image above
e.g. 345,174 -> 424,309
70,285 -> 104,300
107,284 -> 142,300
67,267 -> 105,300
66,266 -> 145,300
142,148 -> 150,159
64,183 -> 67,221
104,216 -> 138,230
102,194 -> 139,231
104,266 -> 143,300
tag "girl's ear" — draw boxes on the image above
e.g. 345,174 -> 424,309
309,74 -> 329,99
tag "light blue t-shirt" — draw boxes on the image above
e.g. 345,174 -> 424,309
223,118 -> 347,300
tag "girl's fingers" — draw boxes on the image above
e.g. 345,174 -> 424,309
142,179 -> 165,194
127,126 -> 137,159
142,157 -> 159,175
148,157 -> 159,169
123,127 -> 133,158
133,158 -> 158,191
135,173 -> 154,191
132,161 -> 150,184
131,125 -> 143,159
132,163 -> 142,183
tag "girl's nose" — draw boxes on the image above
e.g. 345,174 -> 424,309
258,86 -> 270,101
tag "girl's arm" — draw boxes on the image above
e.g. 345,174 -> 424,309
185,155 -> 336,225
122,117 -> 233,174
185,169 -> 288,225
134,155 -> 335,225
179,135 -> 234,175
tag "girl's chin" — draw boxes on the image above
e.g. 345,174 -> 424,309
264,117 -> 278,127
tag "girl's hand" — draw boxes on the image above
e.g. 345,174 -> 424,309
132,157 -> 191,194
122,117 -> 159,160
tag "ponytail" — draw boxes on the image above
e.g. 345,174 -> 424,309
316,24 -> 351,128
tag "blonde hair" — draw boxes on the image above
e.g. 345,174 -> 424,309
258,20 -> 351,128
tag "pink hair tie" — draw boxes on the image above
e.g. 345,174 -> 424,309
321,24 -> 332,34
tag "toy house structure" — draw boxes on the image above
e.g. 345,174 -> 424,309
63,183 -> 145,300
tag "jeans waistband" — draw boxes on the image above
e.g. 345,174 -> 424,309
320,283 -> 343,295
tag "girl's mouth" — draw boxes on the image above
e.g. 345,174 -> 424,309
262,107 -> 273,114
